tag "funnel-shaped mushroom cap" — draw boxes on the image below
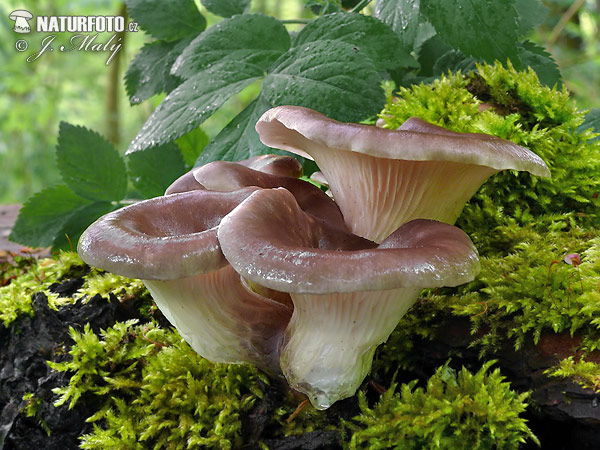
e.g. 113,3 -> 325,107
238,154 -> 303,178
165,154 -> 302,195
218,188 -> 480,294
218,188 -> 479,408
79,188 -> 259,280
193,160 -> 347,229
78,187 -> 292,375
256,106 -> 550,242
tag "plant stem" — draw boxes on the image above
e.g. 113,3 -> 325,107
350,0 -> 373,13
280,18 -> 312,24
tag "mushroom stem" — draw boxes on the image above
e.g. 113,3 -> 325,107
314,150 -> 496,242
280,288 -> 420,409
144,265 -> 292,377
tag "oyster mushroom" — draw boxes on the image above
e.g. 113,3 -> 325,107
218,188 -> 480,409
256,106 -> 550,242
78,188 -> 292,376
165,154 -> 302,195
193,160 -> 346,228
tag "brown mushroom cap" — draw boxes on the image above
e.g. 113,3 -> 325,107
237,154 -> 303,178
164,154 -> 302,195
193,160 -> 347,229
218,188 -> 480,294
78,188 -> 259,280
257,106 -> 550,175
255,106 -> 550,242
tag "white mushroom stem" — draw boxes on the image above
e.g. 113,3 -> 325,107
280,287 -> 420,409
313,148 -> 496,242
143,265 -> 292,376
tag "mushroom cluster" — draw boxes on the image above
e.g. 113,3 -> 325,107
78,107 -> 550,409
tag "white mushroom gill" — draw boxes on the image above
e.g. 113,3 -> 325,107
280,288 -> 420,409
144,265 -> 291,376
256,106 -> 550,243
218,188 -> 480,409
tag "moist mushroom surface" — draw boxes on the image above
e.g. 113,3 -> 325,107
78,188 -> 292,376
218,187 -> 480,408
256,106 -> 550,242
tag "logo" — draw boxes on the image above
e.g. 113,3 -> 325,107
9,10 -> 138,66
9,10 -> 33,33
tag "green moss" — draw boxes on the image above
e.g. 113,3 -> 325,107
379,224 -> 600,362
546,356 -> 600,393
0,252 -> 147,327
21,392 -> 51,436
379,62 -> 600,231
344,362 -> 538,450
50,320 -> 266,449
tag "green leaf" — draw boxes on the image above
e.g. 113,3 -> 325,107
293,12 -> 415,71
127,61 -> 263,153
52,202 -> 119,251
515,0 -> 548,36
196,96 -> 273,165
262,40 -> 385,123
374,0 -> 421,50
125,37 -> 193,105
172,14 -> 290,81
56,123 -> 127,202
417,34 -> 452,77
126,0 -> 206,41
9,185 -> 91,248
578,108 -> 600,142
176,127 -> 210,167
127,143 -> 187,198
200,0 -> 250,17
421,0 -> 521,67
432,50 -> 476,75
517,41 -> 562,88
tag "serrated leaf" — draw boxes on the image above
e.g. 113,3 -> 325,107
421,0 -> 521,67
9,185 -> 91,248
433,50 -> 476,75
53,202 -> 119,251
125,37 -> 193,105
515,0 -> 548,36
176,127 -> 210,167
126,0 -> 206,41
127,143 -> 187,198
517,40 -> 562,88
127,61 -> 263,154
374,0 -> 421,50
262,40 -> 385,123
417,34 -> 452,77
294,12 -> 415,71
200,0 -> 250,18
171,14 -> 290,81
578,108 -> 600,142
56,123 -> 127,202
196,96 -> 273,165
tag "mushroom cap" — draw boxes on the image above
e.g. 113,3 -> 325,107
9,10 -> 33,19
164,170 -> 204,195
218,188 -> 480,294
193,160 -> 347,228
256,106 -> 550,177
238,154 -> 303,178
78,188 -> 259,280
164,154 -> 302,196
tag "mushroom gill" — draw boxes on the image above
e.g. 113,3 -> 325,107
218,187 -> 480,409
78,188 -> 292,376
256,106 -> 550,242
